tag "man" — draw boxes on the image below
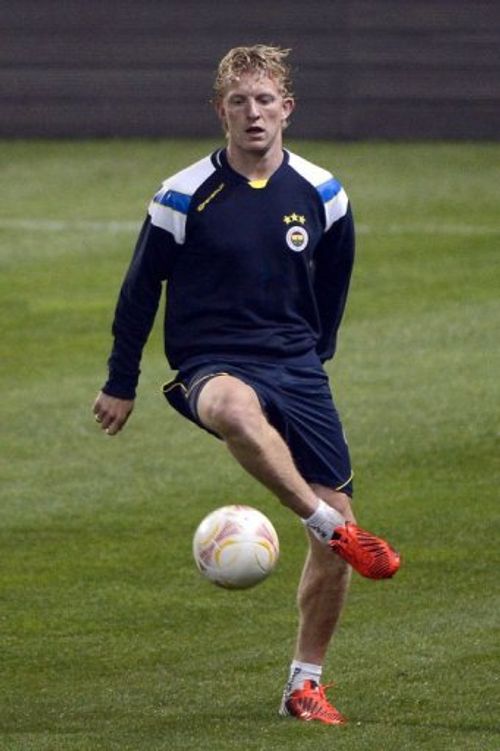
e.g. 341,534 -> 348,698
93,45 -> 400,725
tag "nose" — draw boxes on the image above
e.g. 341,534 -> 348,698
245,98 -> 260,119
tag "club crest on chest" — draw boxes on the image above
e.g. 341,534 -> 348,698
283,213 -> 308,252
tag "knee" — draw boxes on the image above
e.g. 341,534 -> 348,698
298,543 -> 352,605
311,485 -> 356,523
198,379 -> 263,440
333,493 -> 356,523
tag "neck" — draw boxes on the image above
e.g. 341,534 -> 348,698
225,143 -> 284,180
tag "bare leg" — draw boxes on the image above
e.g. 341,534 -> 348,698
196,374 -> 320,518
294,485 -> 355,665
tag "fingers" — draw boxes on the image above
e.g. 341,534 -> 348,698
92,393 -> 134,436
96,409 -> 124,435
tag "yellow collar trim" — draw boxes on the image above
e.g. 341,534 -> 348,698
248,178 -> 268,189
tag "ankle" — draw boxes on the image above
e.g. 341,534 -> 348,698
304,498 -> 345,543
285,659 -> 323,695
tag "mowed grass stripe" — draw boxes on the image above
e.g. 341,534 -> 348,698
1,216 -> 499,236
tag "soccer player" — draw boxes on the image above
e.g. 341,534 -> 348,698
93,45 -> 400,725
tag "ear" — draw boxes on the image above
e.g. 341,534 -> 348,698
215,100 -> 228,135
215,100 -> 225,121
282,97 -> 295,123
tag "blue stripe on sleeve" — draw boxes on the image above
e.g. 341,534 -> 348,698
317,178 -> 342,203
154,189 -> 191,215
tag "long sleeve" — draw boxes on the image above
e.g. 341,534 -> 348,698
313,204 -> 355,363
102,216 -> 178,398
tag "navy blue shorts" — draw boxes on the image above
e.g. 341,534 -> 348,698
163,357 -> 353,495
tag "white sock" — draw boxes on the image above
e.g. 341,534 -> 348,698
304,498 -> 345,543
286,660 -> 323,695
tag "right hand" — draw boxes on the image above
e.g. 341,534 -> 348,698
92,391 -> 135,436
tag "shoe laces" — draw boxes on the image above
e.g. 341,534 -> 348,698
289,680 -> 345,723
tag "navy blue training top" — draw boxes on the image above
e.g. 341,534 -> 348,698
103,148 -> 355,399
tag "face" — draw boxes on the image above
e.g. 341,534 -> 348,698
217,72 -> 294,158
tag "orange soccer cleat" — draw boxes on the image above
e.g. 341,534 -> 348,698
280,680 -> 347,725
330,522 -> 401,579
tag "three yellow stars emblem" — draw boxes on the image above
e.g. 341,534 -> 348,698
283,213 -> 306,225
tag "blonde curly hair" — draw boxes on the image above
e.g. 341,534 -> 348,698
213,44 -> 294,104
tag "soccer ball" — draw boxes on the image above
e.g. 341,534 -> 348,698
192,505 -> 279,589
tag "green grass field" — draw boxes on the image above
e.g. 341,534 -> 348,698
1,139 -> 499,751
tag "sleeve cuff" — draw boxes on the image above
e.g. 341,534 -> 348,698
102,378 -> 137,401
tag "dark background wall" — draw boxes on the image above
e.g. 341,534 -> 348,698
2,0 -> 499,139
